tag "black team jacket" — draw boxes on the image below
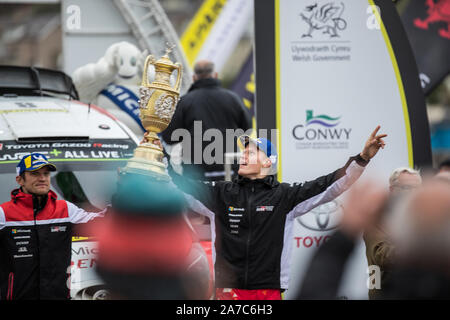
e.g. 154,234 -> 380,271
170,154 -> 369,290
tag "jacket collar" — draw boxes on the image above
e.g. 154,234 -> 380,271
235,174 -> 279,188
188,78 -> 221,92
11,188 -> 58,202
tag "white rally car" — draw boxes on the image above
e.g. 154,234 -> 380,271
0,65 -> 213,300
0,65 -> 140,299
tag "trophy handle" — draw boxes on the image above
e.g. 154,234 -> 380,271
173,63 -> 182,92
141,55 -> 155,87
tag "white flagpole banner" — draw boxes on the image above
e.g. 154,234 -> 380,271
180,0 -> 228,68
255,0 -> 431,299
195,0 -> 254,72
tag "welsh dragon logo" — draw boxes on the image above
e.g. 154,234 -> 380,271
414,0 -> 450,40
300,2 -> 347,38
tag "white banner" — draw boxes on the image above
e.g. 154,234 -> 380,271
195,0 -> 254,72
276,0 -> 414,299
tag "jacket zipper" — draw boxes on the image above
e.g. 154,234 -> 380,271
244,185 -> 255,288
33,197 -> 41,299
6,272 -> 14,300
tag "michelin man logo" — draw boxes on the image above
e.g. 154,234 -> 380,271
72,42 -> 149,137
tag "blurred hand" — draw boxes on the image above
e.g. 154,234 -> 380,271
340,181 -> 389,237
140,132 -> 148,144
360,126 -> 387,161
140,132 -> 163,150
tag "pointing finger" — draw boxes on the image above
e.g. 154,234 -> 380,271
375,134 -> 387,139
370,125 -> 381,138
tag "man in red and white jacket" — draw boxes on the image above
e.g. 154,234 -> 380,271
0,153 -> 105,300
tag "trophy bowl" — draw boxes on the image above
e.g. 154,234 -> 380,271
122,47 -> 182,181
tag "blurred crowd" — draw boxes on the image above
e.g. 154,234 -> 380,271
93,158 -> 450,300
297,160 -> 450,299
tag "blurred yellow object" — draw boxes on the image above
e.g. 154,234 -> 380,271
72,236 -> 90,242
180,0 -> 227,66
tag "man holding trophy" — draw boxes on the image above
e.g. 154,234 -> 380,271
93,47 -> 212,300
120,47 -> 387,300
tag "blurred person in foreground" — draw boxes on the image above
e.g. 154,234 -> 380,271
0,153 -> 105,300
165,126 -> 386,300
363,167 -> 422,299
297,176 -> 450,300
83,173 -> 211,300
384,177 -> 450,299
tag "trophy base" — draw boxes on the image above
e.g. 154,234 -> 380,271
122,142 -> 170,182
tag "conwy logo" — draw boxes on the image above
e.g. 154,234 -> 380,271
292,110 -> 351,144
305,110 -> 340,127
300,2 -> 347,38
414,0 -> 450,40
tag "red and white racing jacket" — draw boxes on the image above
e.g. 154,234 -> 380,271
0,189 -> 103,300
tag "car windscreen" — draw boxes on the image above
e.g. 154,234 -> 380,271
0,170 -> 118,210
0,139 -> 137,210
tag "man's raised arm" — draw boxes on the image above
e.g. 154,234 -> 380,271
168,165 -> 220,213
287,126 -> 387,218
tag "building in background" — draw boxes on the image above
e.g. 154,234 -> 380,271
0,5 -> 61,69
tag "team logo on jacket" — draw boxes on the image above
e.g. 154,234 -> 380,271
227,206 -> 243,235
228,206 -> 245,212
256,206 -> 274,212
51,226 -> 67,233
11,229 -> 30,234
